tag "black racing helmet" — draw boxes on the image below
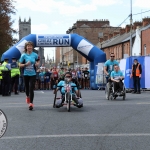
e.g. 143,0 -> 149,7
64,72 -> 72,77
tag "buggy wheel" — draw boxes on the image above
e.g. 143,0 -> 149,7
53,91 -> 57,108
53,99 -> 56,108
66,92 -> 71,112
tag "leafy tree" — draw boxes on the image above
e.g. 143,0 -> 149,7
0,0 -> 17,57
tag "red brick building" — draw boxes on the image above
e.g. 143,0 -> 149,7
141,27 -> 150,55
55,19 -> 121,68
97,18 -> 150,61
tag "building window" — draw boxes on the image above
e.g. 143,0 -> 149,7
127,44 -> 129,55
144,44 -> 146,56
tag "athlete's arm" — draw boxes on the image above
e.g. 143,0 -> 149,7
35,55 -> 40,67
120,72 -> 124,80
111,72 -> 119,82
104,61 -> 109,75
104,66 -> 109,75
19,55 -> 25,68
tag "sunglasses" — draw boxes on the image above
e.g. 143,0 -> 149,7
65,76 -> 71,78
110,56 -> 115,57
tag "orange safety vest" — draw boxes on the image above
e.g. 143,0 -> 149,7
136,64 -> 140,76
131,63 -> 140,77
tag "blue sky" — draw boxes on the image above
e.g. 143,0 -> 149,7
12,0 -> 150,59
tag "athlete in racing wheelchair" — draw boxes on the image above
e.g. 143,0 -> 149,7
53,72 -> 83,109
105,64 -> 126,100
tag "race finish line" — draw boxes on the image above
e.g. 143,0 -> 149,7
2,133 -> 150,139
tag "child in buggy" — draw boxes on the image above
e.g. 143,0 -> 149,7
53,72 -> 83,108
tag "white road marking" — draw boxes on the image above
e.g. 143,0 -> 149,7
1,102 -> 150,108
1,104 -> 53,108
86,101 -> 100,103
35,91 -> 44,93
2,133 -> 150,139
137,103 -> 150,105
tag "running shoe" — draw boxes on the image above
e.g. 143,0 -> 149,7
26,97 -> 30,104
29,103 -> 34,110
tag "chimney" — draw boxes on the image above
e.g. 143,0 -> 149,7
125,25 -> 130,33
133,21 -> 142,30
108,34 -> 113,39
120,28 -> 125,35
113,32 -> 119,37
142,18 -> 150,27
104,36 -> 108,41
99,38 -> 104,43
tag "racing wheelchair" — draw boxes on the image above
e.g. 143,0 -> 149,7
105,78 -> 126,100
53,78 -> 83,112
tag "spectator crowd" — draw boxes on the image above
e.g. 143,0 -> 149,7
0,62 -> 91,95
34,66 -> 90,91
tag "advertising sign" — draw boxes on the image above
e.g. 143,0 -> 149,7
124,56 -> 145,88
0,109 -> 8,138
36,34 -> 71,47
144,56 -> 150,88
96,63 -> 106,84
77,39 -> 94,56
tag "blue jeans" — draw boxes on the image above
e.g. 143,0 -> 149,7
133,76 -> 140,92
19,76 -> 25,92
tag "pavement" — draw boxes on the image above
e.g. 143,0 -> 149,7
0,90 -> 150,150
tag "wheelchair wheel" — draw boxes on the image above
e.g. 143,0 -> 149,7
105,83 -> 110,100
123,89 -> 126,100
110,95 -> 113,100
66,92 -> 71,112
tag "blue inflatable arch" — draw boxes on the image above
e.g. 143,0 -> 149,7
1,33 -> 106,89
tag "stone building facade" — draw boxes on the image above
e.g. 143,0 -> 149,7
19,17 -> 45,65
19,17 -> 31,40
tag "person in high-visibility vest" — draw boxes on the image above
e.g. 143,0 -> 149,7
11,57 -> 20,95
130,59 -> 142,94
1,58 -> 11,96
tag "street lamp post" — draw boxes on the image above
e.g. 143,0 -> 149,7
130,0 -> 133,56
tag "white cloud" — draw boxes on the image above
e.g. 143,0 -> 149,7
52,21 -> 62,26
31,24 -> 49,33
58,3 -> 97,16
92,0 -> 122,6
70,0 -> 83,5
14,0 -> 121,15
15,0 -> 54,13
133,0 -> 150,8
